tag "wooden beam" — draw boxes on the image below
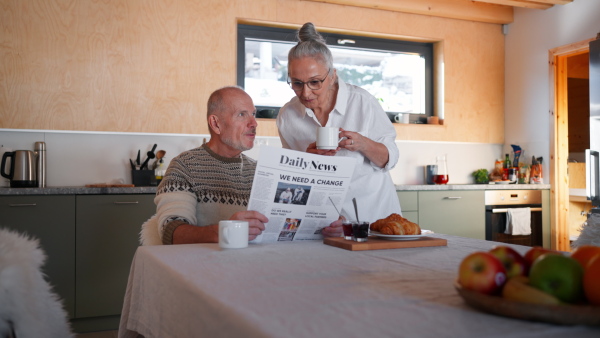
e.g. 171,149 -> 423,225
300,0 -> 514,24
472,0 -> 552,10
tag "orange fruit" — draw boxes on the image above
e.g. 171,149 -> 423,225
570,245 -> 600,269
583,255 -> 600,305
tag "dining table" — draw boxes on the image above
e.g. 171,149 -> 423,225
118,234 -> 599,338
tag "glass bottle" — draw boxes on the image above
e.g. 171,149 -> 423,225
433,155 -> 449,185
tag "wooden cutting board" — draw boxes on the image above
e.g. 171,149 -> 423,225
324,236 -> 447,251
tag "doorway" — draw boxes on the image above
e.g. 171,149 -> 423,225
549,38 -> 594,251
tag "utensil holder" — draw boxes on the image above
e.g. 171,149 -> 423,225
132,170 -> 157,186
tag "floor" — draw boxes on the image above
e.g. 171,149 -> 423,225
75,330 -> 118,338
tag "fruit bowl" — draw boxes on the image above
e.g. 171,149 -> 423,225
455,281 -> 600,326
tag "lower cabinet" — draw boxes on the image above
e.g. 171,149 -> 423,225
0,195 -> 76,317
75,194 -> 155,318
397,191 -> 418,224
418,190 -> 485,239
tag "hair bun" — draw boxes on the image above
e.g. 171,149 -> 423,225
297,22 -> 326,45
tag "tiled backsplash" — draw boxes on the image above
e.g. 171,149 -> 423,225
1,129 -> 502,187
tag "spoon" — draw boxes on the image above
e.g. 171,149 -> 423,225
352,197 -> 360,223
152,150 -> 166,170
328,197 -> 341,217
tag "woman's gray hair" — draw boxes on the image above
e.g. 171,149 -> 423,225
288,22 -> 333,70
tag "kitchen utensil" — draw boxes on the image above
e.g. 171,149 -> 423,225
152,150 -> 166,170
352,197 -> 360,223
136,150 -> 141,166
328,197 -> 341,217
130,159 -> 136,170
140,144 -> 157,170
1,150 -> 37,188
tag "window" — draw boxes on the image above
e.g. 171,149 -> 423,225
237,24 -> 433,122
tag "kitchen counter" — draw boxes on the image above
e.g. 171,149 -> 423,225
0,186 -> 157,195
0,183 -> 551,196
395,183 -> 550,191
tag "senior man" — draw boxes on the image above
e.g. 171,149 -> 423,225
153,86 -> 268,244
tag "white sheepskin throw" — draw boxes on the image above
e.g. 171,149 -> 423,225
0,228 -> 73,338
140,215 -> 162,246
572,213 -> 600,248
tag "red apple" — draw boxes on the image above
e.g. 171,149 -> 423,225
529,254 -> 584,303
524,246 -> 561,269
489,245 -> 528,278
458,251 -> 507,295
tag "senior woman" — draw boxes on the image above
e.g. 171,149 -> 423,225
276,22 -> 402,235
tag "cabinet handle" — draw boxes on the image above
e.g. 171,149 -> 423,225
443,197 -> 462,200
8,203 -> 37,207
113,201 -> 139,204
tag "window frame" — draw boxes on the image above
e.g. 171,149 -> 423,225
237,24 -> 434,123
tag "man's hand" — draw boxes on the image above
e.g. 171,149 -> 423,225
321,217 -> 344,238
230,210 -> 268,241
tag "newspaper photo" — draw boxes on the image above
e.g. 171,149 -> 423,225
249,146 -> 356,243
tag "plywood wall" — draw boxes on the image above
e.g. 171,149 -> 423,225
0,0 -> 504,143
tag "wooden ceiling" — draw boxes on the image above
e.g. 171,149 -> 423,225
473,0 -> 573,10
302,0 -> 574,24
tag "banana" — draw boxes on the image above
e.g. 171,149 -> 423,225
502,276 -> 561,305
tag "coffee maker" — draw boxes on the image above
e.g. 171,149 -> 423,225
0,141 -> 46,188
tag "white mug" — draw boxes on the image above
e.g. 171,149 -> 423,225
218,220 -> 249,249
316,127 -> 341,150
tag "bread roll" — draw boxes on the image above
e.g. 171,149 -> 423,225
370,213 -> 421,235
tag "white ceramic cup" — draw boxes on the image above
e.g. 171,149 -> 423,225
316,127 -> 341,150
218,220 -> 249,249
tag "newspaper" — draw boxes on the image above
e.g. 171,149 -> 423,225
249,146 -> 356,243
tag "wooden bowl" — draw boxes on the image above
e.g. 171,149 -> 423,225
454,282 -> 600,326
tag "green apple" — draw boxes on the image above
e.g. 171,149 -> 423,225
529,254 -> 584,303
523,246 -> 561,270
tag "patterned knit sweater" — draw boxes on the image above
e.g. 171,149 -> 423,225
155,143 -> 256,244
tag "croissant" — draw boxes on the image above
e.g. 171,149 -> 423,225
370,213 -> 421,235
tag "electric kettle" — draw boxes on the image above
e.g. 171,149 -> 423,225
1,150 -> 37,187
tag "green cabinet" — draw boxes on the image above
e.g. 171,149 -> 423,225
75,194 -> 155,318
0,195 -> 76,318
397,191 -> 418,224
418,191 -> 485,239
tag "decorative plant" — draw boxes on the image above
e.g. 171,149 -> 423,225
472,169 -> 490,184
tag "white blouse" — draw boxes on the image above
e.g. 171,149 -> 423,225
276,78 -> 402,222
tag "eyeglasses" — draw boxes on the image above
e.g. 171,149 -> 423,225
287,68 -> 331,92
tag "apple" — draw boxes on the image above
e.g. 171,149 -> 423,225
529,254 -> 584,303
489,245 -> 528,278
524,246 -> 561,269
458,251 -> 507,295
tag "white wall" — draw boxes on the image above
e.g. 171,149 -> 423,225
505,0 -> 600,174
0,129 -> 501,187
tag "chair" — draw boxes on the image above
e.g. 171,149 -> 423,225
139,215 -> 162,246
0,228 -> 73,338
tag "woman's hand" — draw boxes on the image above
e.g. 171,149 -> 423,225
339,128 -> 389,168
306,141 -> 339,156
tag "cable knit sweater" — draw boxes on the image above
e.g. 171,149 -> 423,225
155,143 -> 256,244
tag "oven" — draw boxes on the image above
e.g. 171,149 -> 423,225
485,190 -> 543,247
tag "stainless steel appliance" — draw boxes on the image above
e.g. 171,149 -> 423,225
485,190 -> 543,247
586,35 -> 600,212
1,150 -> 37,187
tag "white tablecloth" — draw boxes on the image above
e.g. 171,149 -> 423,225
118,235 -> 599,338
